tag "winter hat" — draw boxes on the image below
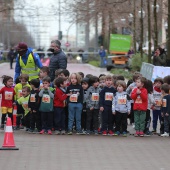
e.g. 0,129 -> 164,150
16,42 -> 28,51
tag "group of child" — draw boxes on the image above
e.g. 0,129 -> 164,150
1,66 -> 170,137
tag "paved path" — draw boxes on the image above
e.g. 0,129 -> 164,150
0,62 -> 168,170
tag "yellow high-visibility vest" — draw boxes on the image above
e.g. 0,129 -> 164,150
19,53 -> 40,81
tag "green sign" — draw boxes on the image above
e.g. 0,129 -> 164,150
109,34 -> 132,54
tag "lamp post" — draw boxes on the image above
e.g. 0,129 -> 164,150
138,2 -> 145,58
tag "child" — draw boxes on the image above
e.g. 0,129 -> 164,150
39,76 -> 55,135
66,73 -> 84,135
99,75 -> 117,135
99,75 -> 105,89
14,74 -> 30,129
144,79 -> 154,136
28,79 -> 41,133
39,66 -> 50,89
81,77 -> 90,132
112,80 -> 131,136
126,72 -> 141,128
86,76 -> 101,135
59,69 -> 70,87
53,77 -> 70,135
152,77 -> 164,133
16,86 -> 31,131
131,77 -> 148,137
161,84 -> 170,137
0,75 -> 15,129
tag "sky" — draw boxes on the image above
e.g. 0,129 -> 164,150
14,0 -> 76,49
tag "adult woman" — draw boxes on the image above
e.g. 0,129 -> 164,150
153,47 -> 166,66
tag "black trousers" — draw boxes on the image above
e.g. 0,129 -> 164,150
65,107 -> 69,131
30,111 -> 41,130
102,106 -> 114,131
24,112 -> 30,129
16,104 -> 24,126
10,58 -> 13,69
115,111 -> 128,132
81,109 -> 87,130
144,109 -> 151,133
1,113 -> 13,125
130,103 -> 134,124
41,111 -> 53,130
86,109 -> 99,131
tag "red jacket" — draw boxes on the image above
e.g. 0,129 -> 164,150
0,86 -> 15,108
131,87 -> 148,111
53,87 -> 68,107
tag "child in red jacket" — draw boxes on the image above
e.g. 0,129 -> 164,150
131,77 -> 148,137
53,77 -> 70,135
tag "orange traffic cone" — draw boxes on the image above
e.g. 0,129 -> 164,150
0,117 -> 19,150
13,105 -> 17,127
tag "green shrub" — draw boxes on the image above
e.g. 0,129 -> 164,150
88,60 -> 100,67
131,53 -> 148,71
110,69 -> 133,80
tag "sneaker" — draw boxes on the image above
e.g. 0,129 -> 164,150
28,129 -> 34,133
48,130 -> 52,135
55,130 -> 61,135
0,124 -> 4,130
67,130 -> 72,135
61,130 -> 66,135
161,132 -> 169,137
152,129 -> 157,133
76,131 -> 85,135
26,128 -> 30,132
20,125 -> 24,129
13,126 -> 20,130
114,131 -> 120,136
139,131 -> 144,137
132,123 -> 135,129
94,130 -> 98,135
122,131 -> 127,137
40,129 -> 45,134
108,130 -> 114,136
86,130 -> 90,135
144,131 -> 152,136
134,131 -> 140,137
102,130 -> 107,136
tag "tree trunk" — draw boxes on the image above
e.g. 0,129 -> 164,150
133,0 -> 136,53
154,0 -> 158,50
147,0 -> 151,63
167,0 -> 170,65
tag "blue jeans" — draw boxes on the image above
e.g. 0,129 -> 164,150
100,57 -> 106,67
68,103 -> 83,131
152,110 -> 161,130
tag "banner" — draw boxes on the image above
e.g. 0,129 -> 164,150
140,62 -> 170,82
109,34 -> 132,54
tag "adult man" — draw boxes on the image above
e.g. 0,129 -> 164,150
14,42 -> 43,82
98,45 -> 106,67
7,47 -> 15,69
153,47 -> 166,66
49,40 -> 67,81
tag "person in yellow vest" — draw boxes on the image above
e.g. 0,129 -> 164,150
14,42 -> 43,82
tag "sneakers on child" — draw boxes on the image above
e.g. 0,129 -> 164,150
102,130 -> 107,136
114,131 -> 120,136
76,130 -> 85,135
144,131 -> 152,136
152,129 -> 157,133
134,131 -> 140,137
108,130 -> 114,136
55,130 -> 61,135
122,131 -> 127,137
40,129 -> 45,134
94,130 -> 98,135
67,130 -> 73,135
28,129 -> 34,133
61,130 -> 66,135
48,130 -> 52,135
161,132 -> 169,137
0,124 -> 4,130
86,130 -> 90,135
139,131 -> 144,137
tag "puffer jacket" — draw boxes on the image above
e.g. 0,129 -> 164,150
49,50 -> 67,81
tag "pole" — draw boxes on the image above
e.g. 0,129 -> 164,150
59,0 -> 61,32
140,0 -> 144,58
133,0 -> 136,53
167,0 -> 170,65
147,0 -> 151,63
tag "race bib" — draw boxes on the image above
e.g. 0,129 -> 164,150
22,101 -> 28,110
30,94 -> 36,102
118,95 -> 127,105
18,90 -> 22,98
155,99 -> 162,107
5,91 -> 13,100
40,83 -> 43,89
162,99 -> 167,107
42,94 -> 50,103
135,96 -> 142,104
105,92 -> 113,101
70,94 -> 78,102
91,93 -> 99,101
